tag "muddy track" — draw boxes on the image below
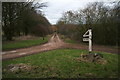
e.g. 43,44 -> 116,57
2,34 -> 118,60
2,34 -> 65,60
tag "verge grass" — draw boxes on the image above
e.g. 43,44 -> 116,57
2,37 -> 48,51
2,49 -> 118,78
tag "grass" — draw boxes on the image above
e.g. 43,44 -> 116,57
2,37 -> 48,51
65,38 -> 78,44
58,34 -> 78,44
2,49 -> 118,78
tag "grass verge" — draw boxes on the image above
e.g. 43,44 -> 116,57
2,37 -> 48,51
2,49 -> 118,78
58,34 -> 78,44
65,38 -> 78,44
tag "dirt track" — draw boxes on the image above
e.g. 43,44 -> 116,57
2,34 -> 118,60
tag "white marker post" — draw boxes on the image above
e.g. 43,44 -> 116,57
83,28 -> 92,53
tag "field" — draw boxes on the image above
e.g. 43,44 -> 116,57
2,49 -> 118,78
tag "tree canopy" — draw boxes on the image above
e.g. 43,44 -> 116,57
57,1 -> 119,46
2,2 -> 51,40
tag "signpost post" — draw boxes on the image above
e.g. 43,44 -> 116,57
83,28 -> 92,53
82,28 -> 103,62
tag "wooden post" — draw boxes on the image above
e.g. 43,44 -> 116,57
89,29 -> 92,53
83,28 -> 92,53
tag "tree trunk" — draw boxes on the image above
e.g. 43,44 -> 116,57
42,33 -> 44,40
6,31 -> 13,41
43,37 -> 44,40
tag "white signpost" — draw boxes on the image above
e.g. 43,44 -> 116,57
83,28 -> 92,53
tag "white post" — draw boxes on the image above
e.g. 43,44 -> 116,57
89,29 -> 92,53
83,28 -> 92,53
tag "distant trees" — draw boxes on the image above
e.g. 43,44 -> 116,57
57,24 -> 78,39
58,11 -> 83,25
2,2 -> 51,41
50,25 -> 58,33
57,1 -> 119,46
2,2 -> 19,40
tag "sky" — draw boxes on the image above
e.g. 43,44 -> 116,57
36,0 -> 117,24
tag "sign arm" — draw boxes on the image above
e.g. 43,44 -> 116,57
83,30 -> 89,37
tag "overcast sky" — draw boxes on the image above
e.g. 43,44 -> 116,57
37,0 -> 116,24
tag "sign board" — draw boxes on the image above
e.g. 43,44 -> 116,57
83,38 -> 89,41
83,29 -> 92,53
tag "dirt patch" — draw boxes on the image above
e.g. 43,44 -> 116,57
76,53 -> 107,64
5,63 -> 32,73
3,63 -> 39,74
3,63 -> 59,77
